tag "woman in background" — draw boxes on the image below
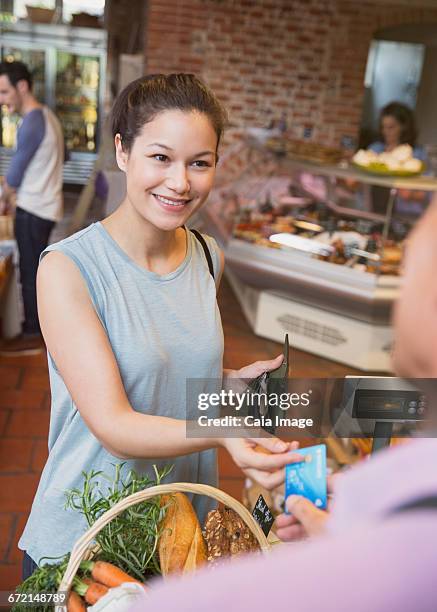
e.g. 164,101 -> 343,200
369,102 -> 429,216
369,101 -> 427,161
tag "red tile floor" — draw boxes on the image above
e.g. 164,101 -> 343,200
0,276 -> 357,590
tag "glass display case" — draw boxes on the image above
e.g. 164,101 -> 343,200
0,21 -> 106,184
202,140 -> 437,370
55,51 -> 100,153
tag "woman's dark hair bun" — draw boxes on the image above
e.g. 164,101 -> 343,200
111,73 -> 227,153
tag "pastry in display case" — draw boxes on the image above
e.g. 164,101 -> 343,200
207,169 -> 409,277
352,144 -> 424,176
231,195 -> 405,277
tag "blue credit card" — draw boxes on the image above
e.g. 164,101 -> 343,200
285,444 -> 327,511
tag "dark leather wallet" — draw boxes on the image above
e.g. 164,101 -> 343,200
247,334 -> 290,433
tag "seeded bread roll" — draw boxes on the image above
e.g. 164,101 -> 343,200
158,493 -> 207,575
203,506 -> 260,565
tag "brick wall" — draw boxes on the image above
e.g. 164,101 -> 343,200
144,0 -> 437,150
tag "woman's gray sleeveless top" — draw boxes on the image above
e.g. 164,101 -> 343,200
19,222 -> 224,564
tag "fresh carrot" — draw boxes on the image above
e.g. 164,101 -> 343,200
83,577 -> 109,605
85,582 -> 109,605
67,591 -> 86,612
75,577 -> 109,605
82,560 -> 143,588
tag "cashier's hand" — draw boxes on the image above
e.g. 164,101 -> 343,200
222,437 -> 302,490
275,495 -> 329,541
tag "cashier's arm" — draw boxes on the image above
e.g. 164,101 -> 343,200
37,251 -> 299,483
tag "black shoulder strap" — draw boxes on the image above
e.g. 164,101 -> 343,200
190,229 -> 215,280
391,495 -> 437,516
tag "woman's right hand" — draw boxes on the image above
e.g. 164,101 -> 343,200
221,436 -> 302,490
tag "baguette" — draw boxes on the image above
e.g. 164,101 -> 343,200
159,493 -> 207,575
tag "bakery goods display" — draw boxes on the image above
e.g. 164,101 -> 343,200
204,141 -> 437,369
206,139 -> 430,281
232,196 -> 406,276
353,144 -> 424,176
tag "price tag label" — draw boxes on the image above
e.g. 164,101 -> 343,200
252,494 -> 274,536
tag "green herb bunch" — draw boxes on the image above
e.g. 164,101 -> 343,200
12,555 -> 70,612
65,463 -> 173,580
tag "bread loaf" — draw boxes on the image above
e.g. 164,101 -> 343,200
204,506 -> 260,565
158,493 -> 207,575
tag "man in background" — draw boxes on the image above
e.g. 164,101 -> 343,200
0,60 -> 63,354
133,199 -> 437,610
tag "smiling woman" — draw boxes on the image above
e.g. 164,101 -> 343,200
111,108 -> 218,240
17,74 -> 303,577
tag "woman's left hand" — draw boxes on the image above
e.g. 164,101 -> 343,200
222,354 -> 300,489
225,354 -> 284,381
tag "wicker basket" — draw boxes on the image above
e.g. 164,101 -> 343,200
56,482 -> 270,610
